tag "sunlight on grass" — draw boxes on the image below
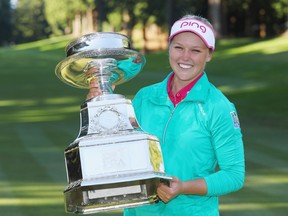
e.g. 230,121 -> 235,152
43,97 -> 81,105
0,99 -> 37,107
0,181 -> 121,216
0,97 -> 80,108
0,182 -> 64,206
244,173 -> 288,195
220,202 -> 288,211
220,36 -> 288,56
0,183 -> 63,192
246,174 -> 288,186
14,35 -> 73,51
0,198 -> 62,206
3,106 -> 79,123
219,172 -> 288,213
218,82 -> 268,94
0,97 -> 82,123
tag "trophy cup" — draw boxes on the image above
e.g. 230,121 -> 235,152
55,32 -> 171,214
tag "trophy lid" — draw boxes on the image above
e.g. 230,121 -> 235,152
55,32 -> 146,89
65,32 -> 131,57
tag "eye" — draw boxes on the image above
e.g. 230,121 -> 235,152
174,45 -> 183,50
192,49 -> 201,53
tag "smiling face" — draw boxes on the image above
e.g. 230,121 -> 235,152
169,32 -> 213,90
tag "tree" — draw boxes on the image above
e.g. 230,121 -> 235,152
13,0 -> 51,43
0,0 -> 12,45
208,0 -> 221,37
127,0 -> 166,51
44,0 -> 95,36
44,0 -> 71,35
272,0 -> 288,33
9,0 -> 288,45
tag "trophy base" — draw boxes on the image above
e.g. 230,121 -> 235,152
63,89 -> 172,214
64,174 -> 170,214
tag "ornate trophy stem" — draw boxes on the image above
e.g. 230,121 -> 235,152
84,58 -> 117,95
55,32 -> 171,214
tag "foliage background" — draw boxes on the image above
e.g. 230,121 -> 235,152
1,0 -> 288,47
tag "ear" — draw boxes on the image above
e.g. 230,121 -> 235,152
206,51 -> 213,62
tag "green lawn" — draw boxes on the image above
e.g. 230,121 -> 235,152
0,35 -> 287,216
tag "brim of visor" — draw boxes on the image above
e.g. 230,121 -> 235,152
168,30 -> 215,51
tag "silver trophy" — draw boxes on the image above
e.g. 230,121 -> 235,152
55,32 -> 171,214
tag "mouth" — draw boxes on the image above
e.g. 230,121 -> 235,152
179,63 -> 193,69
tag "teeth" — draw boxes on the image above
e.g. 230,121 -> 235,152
179,64 -> 192,69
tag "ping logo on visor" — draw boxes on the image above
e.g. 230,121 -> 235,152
169,18 -> 215,51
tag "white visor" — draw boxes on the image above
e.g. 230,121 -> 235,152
169,18 -> 215,51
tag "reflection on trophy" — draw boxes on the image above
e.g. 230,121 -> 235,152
55,32 -> 171,214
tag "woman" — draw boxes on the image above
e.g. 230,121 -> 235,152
88,15 -> 245,216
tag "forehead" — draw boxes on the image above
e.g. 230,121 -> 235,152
171,32 -> 207,47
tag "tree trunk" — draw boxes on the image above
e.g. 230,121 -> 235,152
166,0 -> 174,28
73,13 -> 82,36
221,0 -> 228,36
208,0 -> 222,38
96,0 -> 105,32
86,9 -> 94,33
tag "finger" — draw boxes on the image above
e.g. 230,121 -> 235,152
86,88 -> 102,100
157,187 -> 170,202
89,79 -> 99,88
171,176 -> 179,182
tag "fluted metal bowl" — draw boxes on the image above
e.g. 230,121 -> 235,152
55,32 -> 145,89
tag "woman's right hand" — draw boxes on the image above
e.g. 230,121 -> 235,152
86,78 -> 115,100
86,79 -> 103,100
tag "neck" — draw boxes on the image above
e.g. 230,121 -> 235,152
170,77 -> 191,94
170,72 -> 204,95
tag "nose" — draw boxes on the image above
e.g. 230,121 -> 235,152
181,49 -> 190,60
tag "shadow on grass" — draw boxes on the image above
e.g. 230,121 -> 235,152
0,206 -> 122,216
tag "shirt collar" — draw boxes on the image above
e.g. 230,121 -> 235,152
167,72 -> 204,106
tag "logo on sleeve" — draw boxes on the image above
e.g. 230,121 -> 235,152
230,111 -> 240,128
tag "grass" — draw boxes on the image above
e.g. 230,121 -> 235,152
0,34 -> 288,216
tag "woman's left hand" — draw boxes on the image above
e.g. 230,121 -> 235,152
157,177 -> 184,203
